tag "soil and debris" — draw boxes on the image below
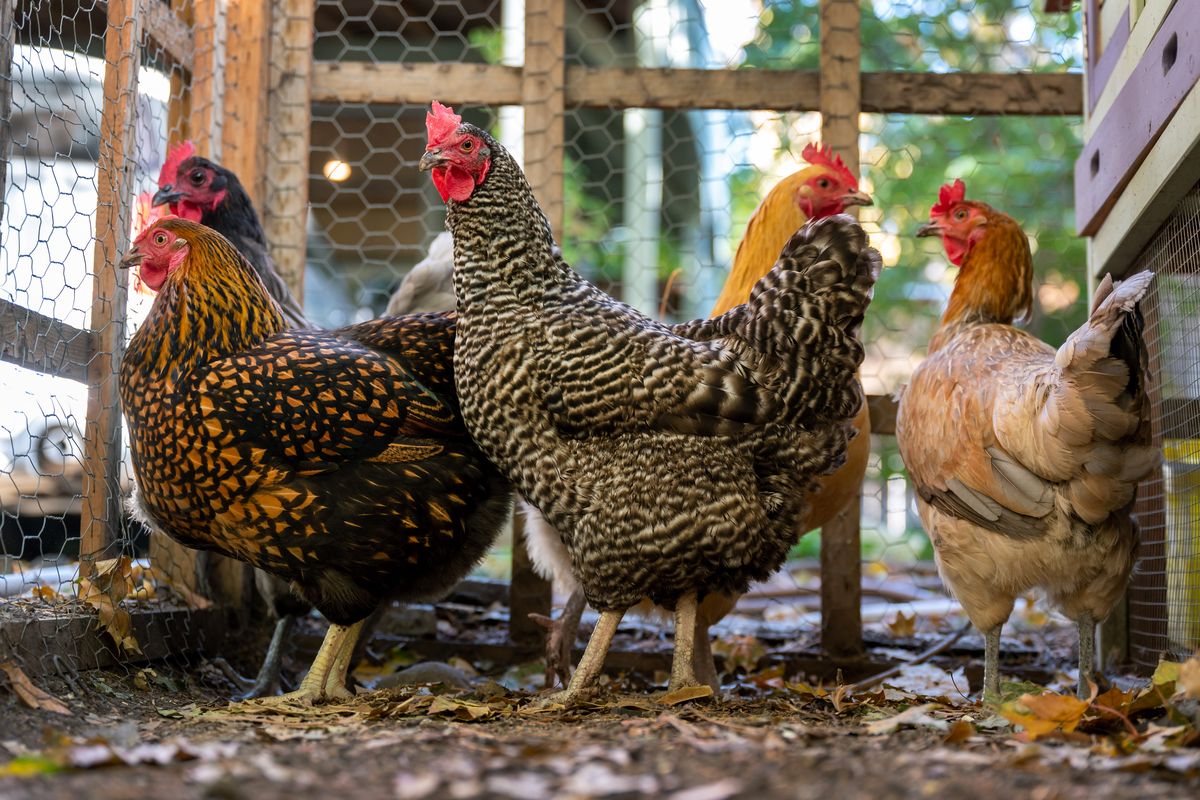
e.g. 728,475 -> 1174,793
1,563 -> 1198,799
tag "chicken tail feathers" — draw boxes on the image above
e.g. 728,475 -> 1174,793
719,214 -> 880,424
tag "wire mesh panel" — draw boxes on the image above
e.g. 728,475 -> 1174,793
0,0 -> 218,676
1128,182 -> 1200,669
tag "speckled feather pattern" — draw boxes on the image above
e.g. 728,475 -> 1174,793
121,223 -> 511,625
442,127 -> 878,611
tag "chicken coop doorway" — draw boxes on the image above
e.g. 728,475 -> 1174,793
1,0 -> 1187,696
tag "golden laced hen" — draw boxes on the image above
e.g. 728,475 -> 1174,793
120,217 -> 511,705
420,102 -> 879,705
897,179 -> 1158,698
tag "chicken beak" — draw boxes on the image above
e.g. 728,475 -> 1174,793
119,248 -> 144,270
418,149 -> 443,173
915,222 -> 941,238
841,190 -> 873,208
152,185 -> 183,206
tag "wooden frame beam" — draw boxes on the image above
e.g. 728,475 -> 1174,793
142,0 -> 194,71
81,0 -> 139,575
0,300 -> 95,383
311,63 -> 1082,116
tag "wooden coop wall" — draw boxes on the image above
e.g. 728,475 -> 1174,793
0,0 -> 1088,673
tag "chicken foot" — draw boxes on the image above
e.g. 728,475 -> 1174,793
234,615 -> 297,700
1077,611 -> 1095,700
668,591 -> 703,692
693,616 -> 720,692
246,619 -> 364,706
531,589 -> 587,688
529,608 -> 624,709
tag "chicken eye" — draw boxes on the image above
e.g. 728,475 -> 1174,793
816,178 -> 830,189
953,208 -> 968,221
189,170 -> 205,185
153,233 -> 168,246
461,139 -> 474,152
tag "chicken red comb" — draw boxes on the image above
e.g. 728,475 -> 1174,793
426,101 -> 462,147
801,143 -> 857,189
931,179 -> 967,218
158,140 -> 196,186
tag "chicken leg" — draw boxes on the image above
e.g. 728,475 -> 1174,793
692,614 -> 720,692
1077,611 -> 1095,700
668,591 -> 703,692
983,625 -> 1001,701
533,589 -> 587,688
529,608 -> 624,709
248,619 -> 365,706
235,615 -> 297,700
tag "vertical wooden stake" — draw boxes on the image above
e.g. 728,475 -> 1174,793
506,0 -> 564,645
188,0 -> 225,157
222,0 -> 271,204
81,0 -> 140,575
0,0 -> 15,238
262,0 -> 315,300
818,0 -> 863,657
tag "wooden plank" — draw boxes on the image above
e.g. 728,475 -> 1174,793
222,0 -> 270,204
81,0 -> 139,576
818,0 -> 863,659
262,0 -> 315,298
142,0 -> 194,71
0,299 -> 95,383
165,0 -> 192,155
312,62 -> 523,106
866,393 -> 897,436
310,62 -> 1081,116
0,607 -> 228,677
860,71 -> 1082,116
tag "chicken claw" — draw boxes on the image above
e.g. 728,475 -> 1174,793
236,620 -> 363,708
530,589 -> 587,688
527,608 -> 624,710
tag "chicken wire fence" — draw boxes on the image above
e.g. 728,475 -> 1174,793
1127,181 -> 1200,670
0,0 -> 224,676
3,0 -> 1174,682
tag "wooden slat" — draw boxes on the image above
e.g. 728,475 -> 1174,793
262,0 -> 315,298
310,62 -> 1081,116
81,0 -> 138,575
141,0 -> 194,71
860,71 -> 1082,116
312,62 -> 523,106
507,505 -> 552,649
818,0 -> 863,659
222,0 -> 271,205
0,607 -> 228,676
187,0 -> 223,157
0,299 -> 95,383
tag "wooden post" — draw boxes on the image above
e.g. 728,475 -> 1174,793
506,0 -> 563,645
222,0 -> 271,204
261,0 -> 314,300
818,0 -> 863,657
188,0 -> 224,157
81,0 -> 140,575
165,0 -> 193,145
0,0 -> 15,238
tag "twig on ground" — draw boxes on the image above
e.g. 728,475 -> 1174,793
849,621 -> 971,692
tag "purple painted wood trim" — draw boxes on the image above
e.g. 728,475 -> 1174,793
1075,0 -> 1200,235
1088,4 -> 1131,110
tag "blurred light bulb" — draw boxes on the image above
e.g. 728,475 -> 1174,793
323,159 -> 351,182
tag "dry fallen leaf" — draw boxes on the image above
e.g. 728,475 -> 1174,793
887,611 -> 917,637
1000,691 -> 1089,740
658,686 -> 714,706
1177,653 -> 1200,700
31,583 -> 63,603
710,635 -> 766,674
77,557 -> 142,655
943,719 -> 975,744
865,703 -> 948,735
0,661 -> 72,716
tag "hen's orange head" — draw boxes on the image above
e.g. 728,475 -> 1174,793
917,179 -> 993,266
419,101 -> 493,203
795,143 -> 872,218
121,217 -> 230,292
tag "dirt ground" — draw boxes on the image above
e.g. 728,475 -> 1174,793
2,647 -> 1198,800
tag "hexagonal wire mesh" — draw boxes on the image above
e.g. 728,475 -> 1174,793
0,0 -> 215,676
303,0 -> 1092,664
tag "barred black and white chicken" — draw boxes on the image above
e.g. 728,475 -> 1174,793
420,102 -> 880,705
